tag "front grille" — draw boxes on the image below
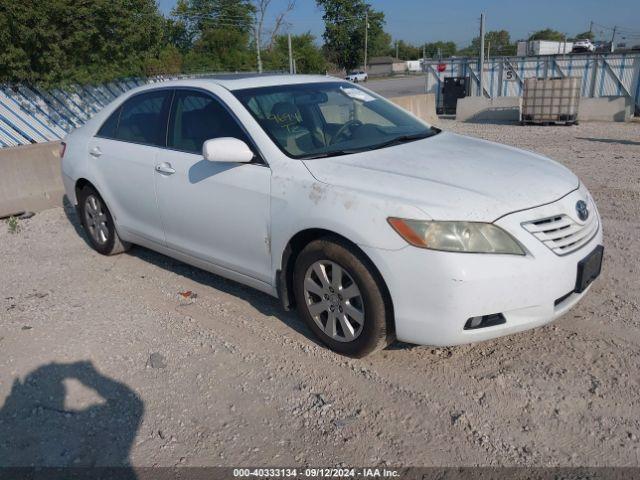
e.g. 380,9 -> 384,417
522,208 -> 599,256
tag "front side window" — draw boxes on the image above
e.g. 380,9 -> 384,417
115,90 -> 172,146
168,90 -> 249,154
233,82 -> 437,158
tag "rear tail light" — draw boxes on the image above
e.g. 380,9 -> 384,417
59,142 -> 66,158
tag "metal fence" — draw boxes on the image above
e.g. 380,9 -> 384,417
1,55 -> 638,148
423,53 -> 640,115
0,72 -> 258,148
0,78 -> 155,148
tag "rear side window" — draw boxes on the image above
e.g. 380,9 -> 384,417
115,90 -> 172,147
168,90 -> 249,154
97,107 -> 120,138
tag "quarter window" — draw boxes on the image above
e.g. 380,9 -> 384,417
96,107 -> 120,139
168,90 -> 249,154
115,90 -> 172,146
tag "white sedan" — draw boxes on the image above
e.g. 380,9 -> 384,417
61,75 -> 603,357
345,71 -> 368,83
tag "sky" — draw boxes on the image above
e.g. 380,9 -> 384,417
157,0 -> 640,48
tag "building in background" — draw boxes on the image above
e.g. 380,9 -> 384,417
367,57 -> 406,76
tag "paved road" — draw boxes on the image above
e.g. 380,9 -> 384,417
361,75 -> 428,97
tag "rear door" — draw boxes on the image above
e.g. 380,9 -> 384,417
88,89 -> 172,243
154,88 -> 272,283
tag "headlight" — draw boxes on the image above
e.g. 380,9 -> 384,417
388,218 -> 525,255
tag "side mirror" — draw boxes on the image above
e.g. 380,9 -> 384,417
203,137 -> 254,163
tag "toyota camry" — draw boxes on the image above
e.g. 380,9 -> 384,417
61,75 -> 604,357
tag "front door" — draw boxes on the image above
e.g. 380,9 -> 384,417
154,89 -> 272,283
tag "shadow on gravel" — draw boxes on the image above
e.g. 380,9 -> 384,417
62,195 -> 93,250
576,137 -> 640,146
0,361 -> 142,477
130,245 -> 326,349
63,195 -> 324,349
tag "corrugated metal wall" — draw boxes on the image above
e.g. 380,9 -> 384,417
1,55 -> 638,147
423,53 -> 640,114
0,77 -> 160,147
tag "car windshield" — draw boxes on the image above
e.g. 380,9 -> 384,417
232,82 -> 438,159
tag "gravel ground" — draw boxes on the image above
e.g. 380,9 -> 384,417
1,121 -> 639,468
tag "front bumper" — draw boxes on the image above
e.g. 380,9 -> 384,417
362,188 -> 603,346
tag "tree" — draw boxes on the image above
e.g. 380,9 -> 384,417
262,33 -> 327,73
316,0 -> 390,71
144,45 -> 184,77
423,41 -> 458,59
390,40 -> 421,60
172,0 -> 255,46
0,0 -> 165,86
253,0 -> 296,73
573,31 -> 595,41
172,0 -> 256,73
458,30 -> 515,57
529,29 -> 566,42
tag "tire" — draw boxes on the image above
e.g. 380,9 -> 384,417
78,185 -> 130,256
293,237 -> 394,357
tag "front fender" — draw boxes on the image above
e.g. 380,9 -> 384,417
270,171 -> 428,274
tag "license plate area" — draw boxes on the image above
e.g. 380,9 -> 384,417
575,245 -> 603,293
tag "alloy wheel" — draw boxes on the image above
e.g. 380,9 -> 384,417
84,195 -> 109,245
303,260 -> 365,342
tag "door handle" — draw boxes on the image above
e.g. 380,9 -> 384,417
155,162 -> 176,175
89,146 -> 102,158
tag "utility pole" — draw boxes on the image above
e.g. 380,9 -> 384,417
395,40 -> 399,59
487,41 -> 491,61
479,13 -> 485,97
363,11 -> 369,71
423,43 -> 428,94
610,25 -> 617,52
288,33 -> 294,74
589,21 -> 594,36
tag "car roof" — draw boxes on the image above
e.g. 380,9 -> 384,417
129,74 -> 341,94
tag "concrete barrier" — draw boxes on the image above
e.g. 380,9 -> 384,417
456,97 -> 522,123
389,94 -> 438,125
578,97 -> 632,122
0,141 -> 64,218
455,95 -> 633,123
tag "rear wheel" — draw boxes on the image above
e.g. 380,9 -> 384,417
293,237 -> 394,357
78,185 -> 130,256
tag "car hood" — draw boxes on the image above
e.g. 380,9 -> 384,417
302,131 -> 579,222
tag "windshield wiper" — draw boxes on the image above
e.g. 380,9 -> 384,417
301,149 -> 362,160
365,131 -> 434,151
300,128 -> 439,159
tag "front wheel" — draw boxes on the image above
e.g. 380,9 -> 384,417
78,185 -> 130,256
293,238 -> 394,357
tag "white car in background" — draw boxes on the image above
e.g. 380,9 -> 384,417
572,39 -> 596,53
345,71 -> 368,83
61,75 -> 603,357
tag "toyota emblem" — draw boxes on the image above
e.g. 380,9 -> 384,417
576,200 -> 589,221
